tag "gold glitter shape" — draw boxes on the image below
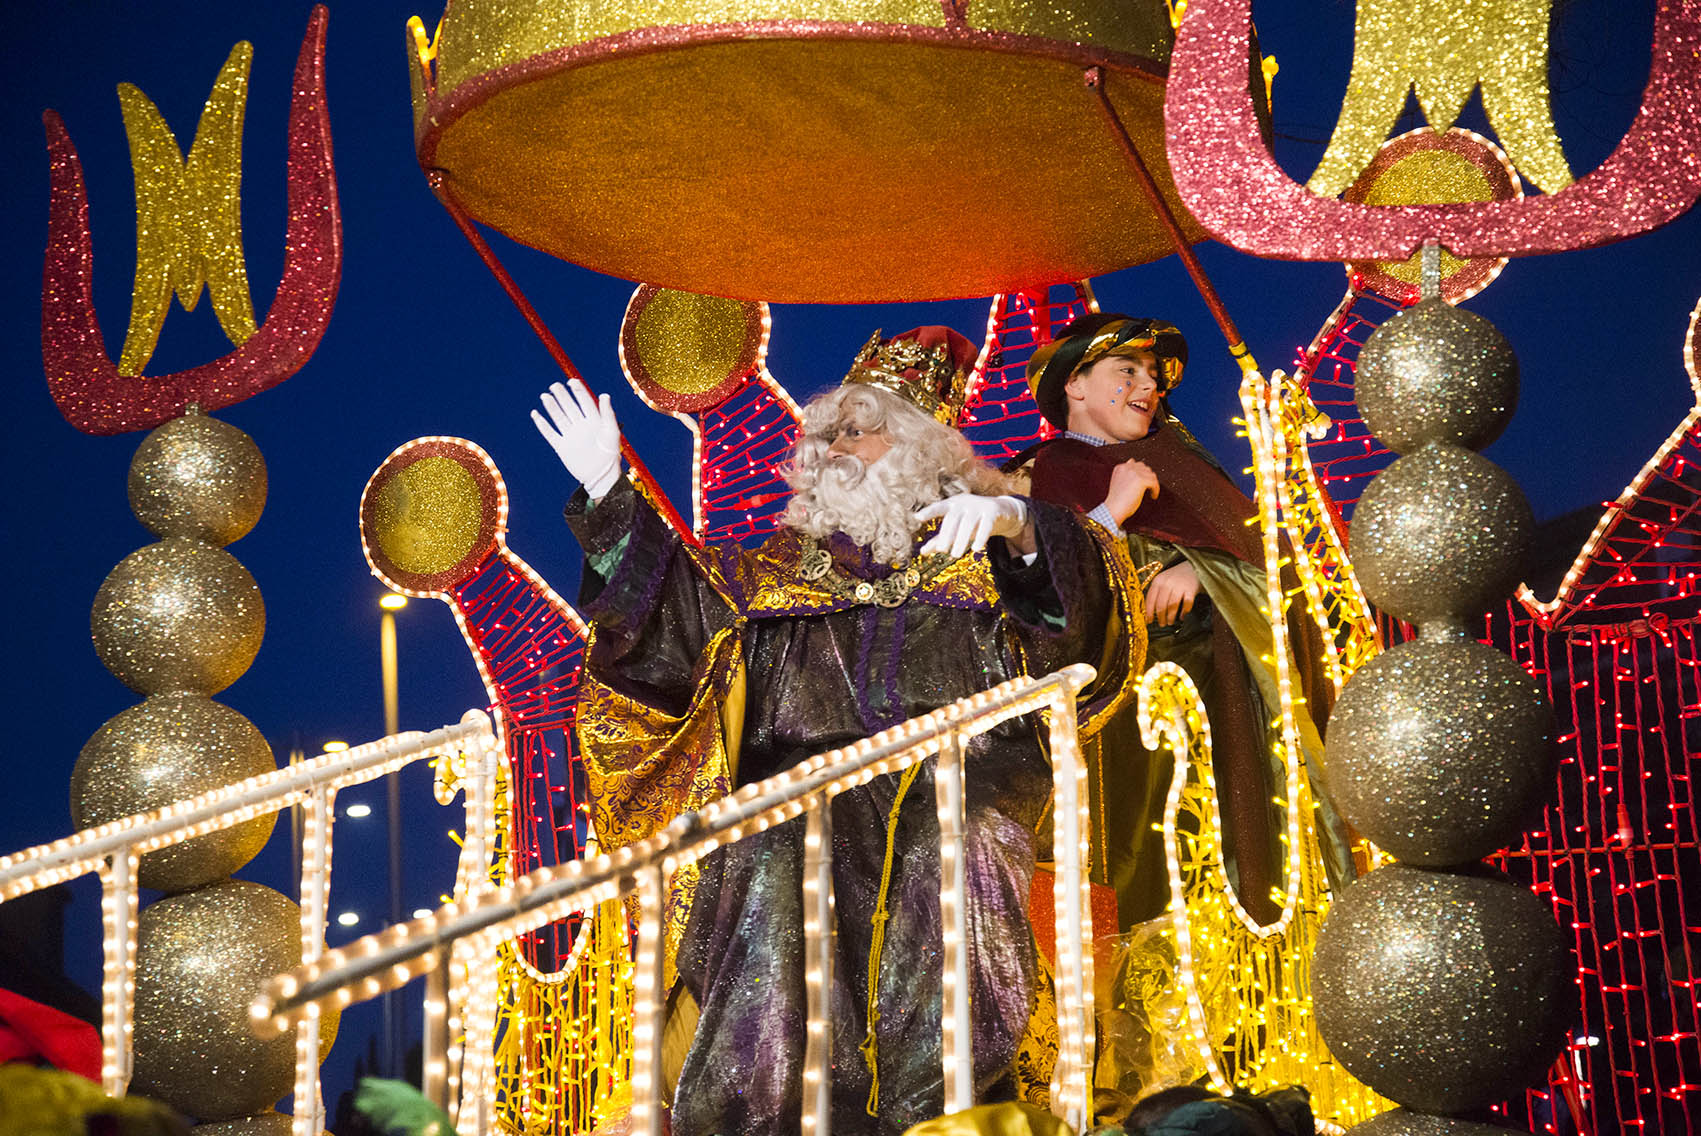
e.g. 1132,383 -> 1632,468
370,456 -> 484,575
117,42 -> 258,377
1362,150 -> 1493,285
966,0 -> 1173,60
431,0 -> 948,97
632,289 -> 755,397
1307,0 -> 1572,197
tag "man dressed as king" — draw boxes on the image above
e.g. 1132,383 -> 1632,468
531,327 -> 1145,1136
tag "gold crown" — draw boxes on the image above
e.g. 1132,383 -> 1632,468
842,329 -> 971,425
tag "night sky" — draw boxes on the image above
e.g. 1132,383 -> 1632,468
4,0 -> 1696,1107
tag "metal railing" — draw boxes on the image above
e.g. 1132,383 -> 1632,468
0,710 -> 502,1135
254,664 -> 1101,1135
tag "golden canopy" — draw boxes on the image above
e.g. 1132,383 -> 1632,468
410,1 -> 1248,302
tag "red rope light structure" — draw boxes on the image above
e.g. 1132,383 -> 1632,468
958,284 -> 1093,465
1292,287 -> 1408,521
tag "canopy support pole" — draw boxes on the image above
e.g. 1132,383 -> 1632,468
1085,67 -> 1259,376
429,173 -> 700,544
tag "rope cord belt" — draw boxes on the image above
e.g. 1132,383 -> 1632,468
860,759 -> 925,1115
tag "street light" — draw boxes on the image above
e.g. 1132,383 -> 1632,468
378,591 -> 407,1078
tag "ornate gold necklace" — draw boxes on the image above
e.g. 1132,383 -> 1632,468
797,541 -> 951,608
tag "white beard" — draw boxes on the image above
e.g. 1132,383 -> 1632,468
784,453 -> 942,564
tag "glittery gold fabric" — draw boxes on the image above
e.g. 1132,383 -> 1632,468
577,631 -> 740,984
117,42 -> 257,377
733,526 -> 999,617
130,880 -> 339,1121
1306,0 -> 1570,197
416,4 -> 1206,300
622,286 -> 764,412
432,0 -> 946,95
901,1100 -> 1074,1135
965,0 -> 1171,59
369,456 -> 485,576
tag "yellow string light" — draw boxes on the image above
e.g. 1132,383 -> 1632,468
1116,372 -> 1395,1128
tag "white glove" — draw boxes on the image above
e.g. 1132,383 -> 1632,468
915,494 -> 1029,559
532,379 -> 623,500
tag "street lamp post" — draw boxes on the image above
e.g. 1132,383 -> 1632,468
378,591 -> 407,1078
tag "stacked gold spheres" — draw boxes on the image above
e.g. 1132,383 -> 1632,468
1316,294 -> 1574,1128
70,409 -> 338,1120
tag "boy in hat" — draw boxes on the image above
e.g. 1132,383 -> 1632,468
1015,314 -> 1352,932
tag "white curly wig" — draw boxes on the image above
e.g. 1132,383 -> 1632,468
782,385 -> 1007,563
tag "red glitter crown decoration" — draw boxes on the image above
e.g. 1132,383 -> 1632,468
40,6 -> 341,436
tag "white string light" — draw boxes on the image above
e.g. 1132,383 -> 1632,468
253,669 -> 1099,1130
0,711 -> 497,1118
799,793 -> 835,1134
935,729 -> 973,1114
1518,297 -> 1701,623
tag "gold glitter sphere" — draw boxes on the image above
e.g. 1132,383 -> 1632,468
71,695 -> 277,892
1356,299 -> 1519,454
1326,635 -> 1553,866
1348,1111 -> 1526,1136
131,880 -> 339,1121
1312,865 -> 1574,1113
128,410 -> 267,546
1350,444 -> 1532,624
195,1111 -> 325,1136
91,537 -> 265,696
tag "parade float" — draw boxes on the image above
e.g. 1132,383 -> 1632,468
3,1 -> 1699,1134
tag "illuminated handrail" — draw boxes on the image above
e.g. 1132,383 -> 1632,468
0,710 -> 502,1136
254,664 -> 1100,1136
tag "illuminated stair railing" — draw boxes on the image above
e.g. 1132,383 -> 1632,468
254,665 -> 1100,1136
0,711 -> 502,1136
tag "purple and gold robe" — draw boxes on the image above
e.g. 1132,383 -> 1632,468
565,477 -> 1143,1136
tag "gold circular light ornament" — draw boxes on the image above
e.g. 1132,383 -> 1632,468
1343,129 -> 1521,304
620,285 -> 768,412
409,2 -> 1250,301
360,437 -> 506,596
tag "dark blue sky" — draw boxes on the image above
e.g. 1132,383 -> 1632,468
4,0 -> 1696,1104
